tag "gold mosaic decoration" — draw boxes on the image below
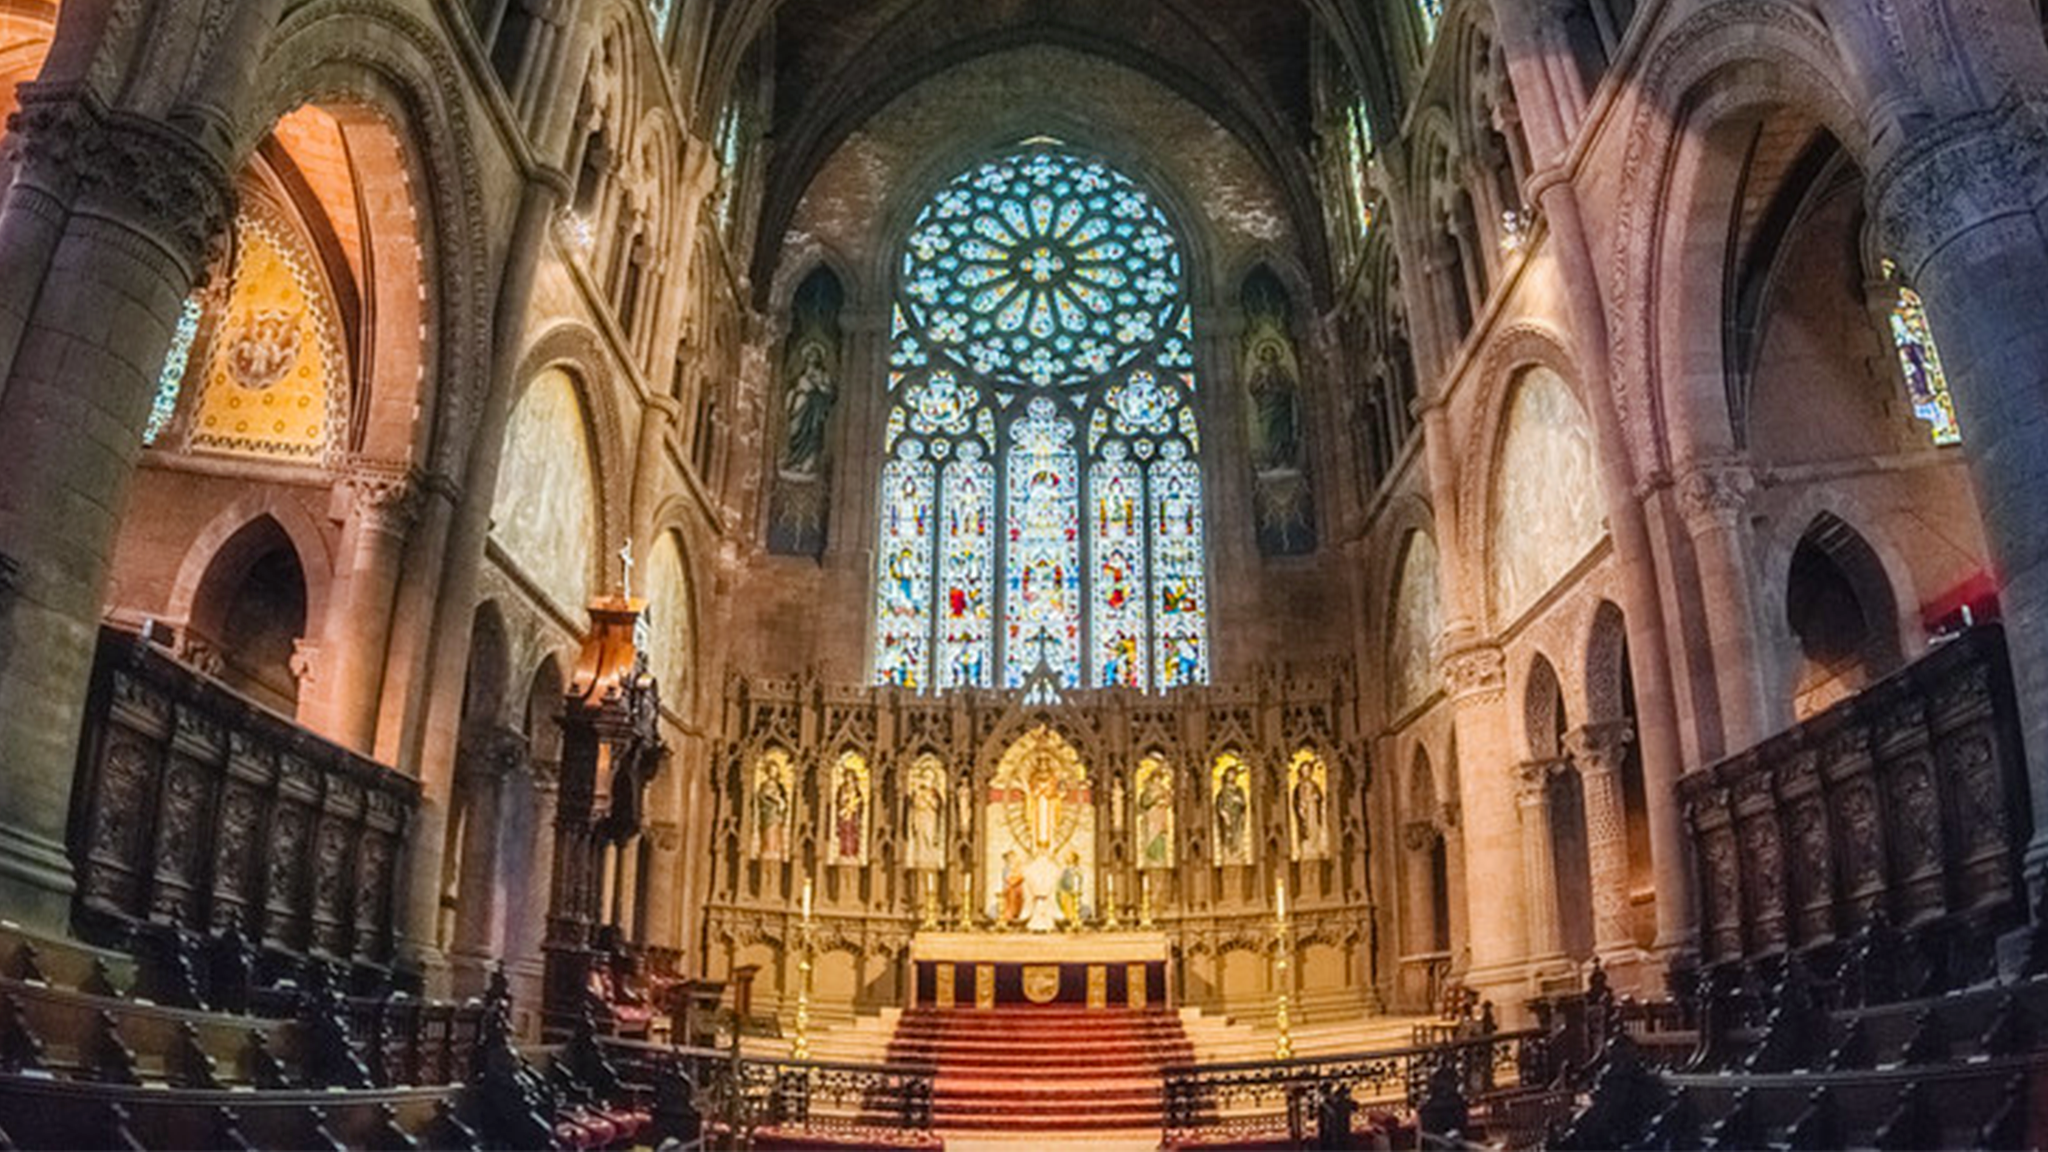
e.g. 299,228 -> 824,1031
189,201 -> 346,461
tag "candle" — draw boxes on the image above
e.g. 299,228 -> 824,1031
801,877 -> 813,922
1275,876 -> 1287,922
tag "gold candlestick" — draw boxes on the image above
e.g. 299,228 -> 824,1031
1102,872 -> 1121,930
794,877 -> 814,1061
955,873 -> 974,931
1273,875 -> 1294,1061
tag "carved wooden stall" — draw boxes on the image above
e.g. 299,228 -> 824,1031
67,626 -> 417,982
1680,627 -> 2031,970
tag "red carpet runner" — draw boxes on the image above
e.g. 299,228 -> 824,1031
887,1006 -> 1194,1136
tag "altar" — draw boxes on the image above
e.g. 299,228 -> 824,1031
909,931 -> 1172,1010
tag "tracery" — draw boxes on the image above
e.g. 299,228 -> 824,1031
874,143 -> 1209,693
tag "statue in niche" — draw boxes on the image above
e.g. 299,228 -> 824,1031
1247,341 -> 1302,473
1057,852 -> 1085,928
1000,851 -> 1026,923
906,757 -> 945,870
753,754 -> 791,861
1213,755 -> 1254,867
781,342 -> 837,477
1290,751 -> 1330,861
1027,758 -> 1064,851
831,753 -> 869,865
1135,758 -> 1175,869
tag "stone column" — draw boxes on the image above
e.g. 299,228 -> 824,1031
0,97 -> 234,933
1872,108 -> 2048,878
304,463 -> 421,751
1567,721 -> 1638,963
1675,461 -> 1773,756
1442,642 -> 1530,1004
639,820 -> 682,950
395,169 -> 573,991
449,725 -> 525,998
1515,759 -> 1568,968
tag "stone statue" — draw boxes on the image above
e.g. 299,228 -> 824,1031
1023,853 -> 1062,932
908,767 -> 944,869
833,769 -> 865,863
1216,761 -> 1252,865
1137,764 -> 1174,868
1057,852 -> 1084,927
1294,769 -> 1328,860
781,343 -> 836,476
755,773 -> 788,860
1001,850 -> 1026,924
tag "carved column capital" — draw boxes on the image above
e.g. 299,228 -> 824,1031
1674,460 -> 1757,534
1515,758 -> 1565,805
1439,643 -> 1506,704
1566,720 -> 1636,776
531,758 -> 563,798
341,463 -> 424,536
1403,821 -> 1443,853
646,821 -> 682,853
460,724 -> 530,781
1872,100 -> 2048,281
5,89 -> 235,276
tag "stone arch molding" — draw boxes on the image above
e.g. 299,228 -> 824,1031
165,492 -> 337,638
244,0 -> 493,484
1607,0 -> 1874,483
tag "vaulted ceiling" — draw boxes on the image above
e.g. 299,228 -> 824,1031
703,0 -> 1391,307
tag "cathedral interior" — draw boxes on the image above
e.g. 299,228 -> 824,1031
1,0 -> 2048,1147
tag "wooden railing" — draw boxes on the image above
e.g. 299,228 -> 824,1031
67,627 -> 420,977
1680,627 -> 2030,970
1160,1028 -> 1552,1146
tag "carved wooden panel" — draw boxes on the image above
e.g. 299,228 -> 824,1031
1681,628 -> 2027,965
69,629 -> 419,969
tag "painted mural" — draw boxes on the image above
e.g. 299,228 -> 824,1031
643,532 -> 693,704
1490,366 -> 1605,622
188,199 -> 347,462
1389,531 -> 1444,713
491,367 -> 599,616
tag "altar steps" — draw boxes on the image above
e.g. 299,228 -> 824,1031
887,1006 -> 1191,1135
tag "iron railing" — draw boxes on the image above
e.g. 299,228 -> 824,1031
1160,1028 -> 1552,1146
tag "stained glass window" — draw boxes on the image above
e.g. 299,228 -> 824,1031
1416,0 -> 1443,44
1882,259 -> 1962,447
1092,446 -> 1147,689
875,445 -> 937,690
1005,400 -> 1081,687
873,142 -> 1208,693
646,0 -> 673,39
1345,103 -> 1377,240
144,297 -> 204,446
937,443 -> 996,690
